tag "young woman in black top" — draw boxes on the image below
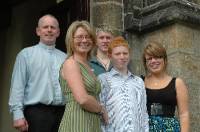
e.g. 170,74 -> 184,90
142,41 -> 189,132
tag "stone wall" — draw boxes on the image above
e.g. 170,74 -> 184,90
91,0 -> 123,36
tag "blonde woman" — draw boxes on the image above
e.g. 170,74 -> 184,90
58,21 -> 108,132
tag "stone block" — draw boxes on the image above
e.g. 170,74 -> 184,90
93,0 -> 121,2
92,4 -> 123,32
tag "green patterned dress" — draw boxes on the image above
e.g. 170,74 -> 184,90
58,62 -> 101,132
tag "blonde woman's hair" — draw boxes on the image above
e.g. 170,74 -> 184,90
65,20 -> 96,59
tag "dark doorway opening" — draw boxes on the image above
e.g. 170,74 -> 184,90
42,0 -> 90,52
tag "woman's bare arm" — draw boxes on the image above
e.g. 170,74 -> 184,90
62,58 -> 102,113
176,77 -> 190,132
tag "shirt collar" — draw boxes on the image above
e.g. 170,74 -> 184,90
110,68 -> 134,78
38,42 -> 56,50
90,56 -> 113,70
90,56 -> 98,63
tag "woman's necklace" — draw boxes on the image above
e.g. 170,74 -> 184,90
147,74 -> 171,88
97,56 -> 110,70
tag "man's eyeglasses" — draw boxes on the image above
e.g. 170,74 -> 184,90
73,35 -> 91,41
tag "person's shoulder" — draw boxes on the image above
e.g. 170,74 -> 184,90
17,45 -> 35,56
63,57 -> 74,65
97,72 -> 109,80
89,56 -> 98,64
139,74 -> 145,80
22,44 -> 35,51
175,77 -> 186,86
175,77 -> 183,82
175,77 -> 189,94
130,73 -> 145,85
129,72 -> 143,80
55,49 -> 67,57
90,56 -> 97,61
63,57 -> 80,70
98,72 -> 107,77
55,48 -> 65,54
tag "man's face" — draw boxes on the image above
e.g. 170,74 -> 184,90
96,31 -> 113,53
36,16 -> 60,45
111,46 -> 130,71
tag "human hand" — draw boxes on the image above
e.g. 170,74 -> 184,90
13,118 -> 28,132
102,112 -> 109,124
100,107 -> 109,124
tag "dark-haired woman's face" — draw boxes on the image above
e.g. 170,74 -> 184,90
145,54 -> 165,74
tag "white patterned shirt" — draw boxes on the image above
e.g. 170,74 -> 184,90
98,68 -> 149,132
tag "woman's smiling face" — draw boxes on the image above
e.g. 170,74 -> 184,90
73,27 -> 93,54
145,54 -> 165,74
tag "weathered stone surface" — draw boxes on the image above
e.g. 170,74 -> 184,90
167,26 -> 200,130
126,33 -> 145,74
190,0 -> 199,4
124,0 -> 143,12
93,0 -> 121,2
168,52 -> 200,132
143,0 -> 163,6
91,2 -> 123,35
125,0 -> 200,33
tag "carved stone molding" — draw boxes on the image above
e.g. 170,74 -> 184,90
125,0 -> 200,33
